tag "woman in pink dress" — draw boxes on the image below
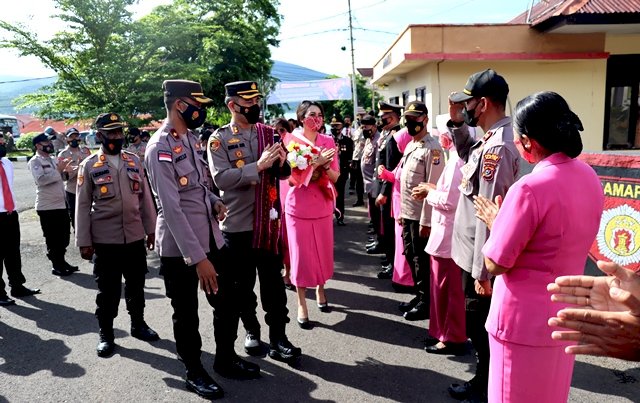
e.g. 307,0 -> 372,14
476,92 -> 604,402
283,101 -> 339,329
377,129 -> 414,289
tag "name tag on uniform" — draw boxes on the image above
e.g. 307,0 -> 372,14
175,154 -> 187,163
92,169 -> 109,178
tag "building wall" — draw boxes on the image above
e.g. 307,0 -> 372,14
606,34 -> 640,55
378,59 -> 607,151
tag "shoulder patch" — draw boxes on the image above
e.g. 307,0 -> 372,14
77,174 -> 84,186
432,149 -> 441,165
158,150 -> 172,162
210,139 -> 221,152
482,153 -> 500,182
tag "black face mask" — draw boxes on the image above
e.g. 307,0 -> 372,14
235,103 -> 261,124
380,117 -> 390,127
69,139 -> 79,148
102,138 -> 124,155
330,128 -> 340,136
180,103 -> 207,129
41,144 -> 54,154
362,129 -> 372,139
462,104 -> 482,127
405,120 -> 424,136
0,144 -> 6,159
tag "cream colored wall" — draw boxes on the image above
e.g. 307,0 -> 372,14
605,34 -> 640,55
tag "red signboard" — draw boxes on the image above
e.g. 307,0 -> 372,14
579,153 -> 640,272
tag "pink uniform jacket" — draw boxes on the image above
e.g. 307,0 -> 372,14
483,152 -> 604,346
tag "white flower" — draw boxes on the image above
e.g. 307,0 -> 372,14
295,155 -> 308,170
269,207 -> 278,220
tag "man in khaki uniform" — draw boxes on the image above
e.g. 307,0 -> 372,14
393,101 -> 444,321
126,127 -> 147,162
57,127 -> 92,228
76,113 -> 159,358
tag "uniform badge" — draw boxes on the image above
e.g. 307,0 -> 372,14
179,176 -> 188,186
236,159 -> 245,168
228,137 -> 240,144
210,139 -> 221,152
132,181 -> 140,191
99,155 -> 106,162
92,161 -> 104,168
235,150 -> 243,158
232,126 -> 239,134
100,185 -> 108,194
128,161 -> 136,167
170,129 -> 179,139
77,175 -> 84,186
158,150 -> 172,162
432,150 -> 441,165
482,153 -> 500,182
173,145 -> 183,154
122,153 -> 130,161
192,110 -> 199,120
110,114 -> 118,121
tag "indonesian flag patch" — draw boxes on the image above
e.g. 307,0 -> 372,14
158,150 -> 172,162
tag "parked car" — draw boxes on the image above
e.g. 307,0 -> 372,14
80,130 -> 100,148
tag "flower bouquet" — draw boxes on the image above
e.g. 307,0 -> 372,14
286,141 -> 320,187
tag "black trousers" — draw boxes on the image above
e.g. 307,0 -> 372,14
350,161 -> 364,202
222,231 -> 289,343
160,243 -> 239,371
368,194 -> 381,241
461,269 -> 491,392
0,212 -> 25,295
401,219 -> 430,301
65,191 -> 76,229
93,240 -> 148,328
335,168 -> 349,219
36,209 -> 70,267
380,201 -> 395,264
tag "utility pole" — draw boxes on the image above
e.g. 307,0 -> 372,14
348,0 -> 358,120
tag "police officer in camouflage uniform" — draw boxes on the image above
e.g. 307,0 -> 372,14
370,101 -> 404,279
58,127 -> 92,228
391,101 -> 444,321
146,80 -> 255,400
76,113 -> 159,358
446,69 -> 520,403
208,80 -> 302,366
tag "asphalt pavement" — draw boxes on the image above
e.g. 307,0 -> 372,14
0,161 -> 638,402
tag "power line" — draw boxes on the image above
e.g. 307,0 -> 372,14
287,0 -> 388,28
0,76 -> 56,84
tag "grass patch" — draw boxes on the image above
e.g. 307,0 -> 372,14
8,150 -> 34,158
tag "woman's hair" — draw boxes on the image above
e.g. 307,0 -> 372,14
296,100 -> 325,126
273,117 -> 292,133
514,91 -> 583,158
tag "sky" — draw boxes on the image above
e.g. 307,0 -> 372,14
0,0 -> 532,79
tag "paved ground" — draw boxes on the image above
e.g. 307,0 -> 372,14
0,162 -> 638,402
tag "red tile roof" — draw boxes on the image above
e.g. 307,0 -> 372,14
509,0 -> 640,24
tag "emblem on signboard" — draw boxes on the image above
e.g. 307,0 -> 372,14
596,205 -> 640,266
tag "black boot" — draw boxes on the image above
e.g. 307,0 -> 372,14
97,329 -> 115,357
131,319 -> 160,341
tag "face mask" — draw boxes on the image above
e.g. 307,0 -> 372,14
41,144 -> 54,154
179,102 -> 207,129
330,128 -> 340,136
0,144 -> 6,159
462,101 -> 482,127
380,117 -> 389,127
515,139 -> 536,164
103,138 -> 124,155
235,103 -> 261,125
405,120 -> 424,136
362,129 -> 372,139
303,116 -> 324,132
129,136 -> 140,144
69,139 -> 79,148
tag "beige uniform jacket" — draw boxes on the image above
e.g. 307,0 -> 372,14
399,134 -> 445,226
58,146 -> 92,194
27,153 -> 66,211
75,150 -> 156,247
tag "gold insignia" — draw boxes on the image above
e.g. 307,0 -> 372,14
173,146 -> 183,154
235,159 -> 245,168
77,175 -> 84,186
92,161 -> 104,168
122,153 -> 129,160
170,129 -> 179,139
128,161 -> 136,167
235,150 -> 243,158
228,137 -> 240,144
100,185 -> 108,194
99,155 -> 106,162
409,104 -> 416,111
210,139 -> 221,152
432,150 -> 441,158
232,125 -> 239,134
179,176 -> 188,186
251,83 -> 257,90
110,114 -> 117,121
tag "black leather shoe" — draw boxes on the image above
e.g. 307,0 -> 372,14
269,338 -> 302,363
377,265 -> 393,279
0,295 -> 16,306
352,200 -> 365,207
214,355 -> 261,379
367,228 -> 375,235
185,374 -> 224,399
64,262 -> 79,272
10,286 -> 41,298
51,267 -> 72,276
96,330 -> 115,357
297,317 -> 312,330
366,244 -> 384,254
336,219 -> 346,226
365,241 -> 378,249
398,295 -> 420,313
131,322 -> 160,341
284,283 -> 296,291
317,302 -> 331,313
391,282 -> 415,294
403,301 -> 429,321
425,342 -> 467,356
449,382 -> 473,400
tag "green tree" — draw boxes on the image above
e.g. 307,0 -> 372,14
0,0 -> 280,123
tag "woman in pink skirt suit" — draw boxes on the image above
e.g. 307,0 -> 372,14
378,128 -> 415,289
283,101 -> 339,329
476,92 -> 604,402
